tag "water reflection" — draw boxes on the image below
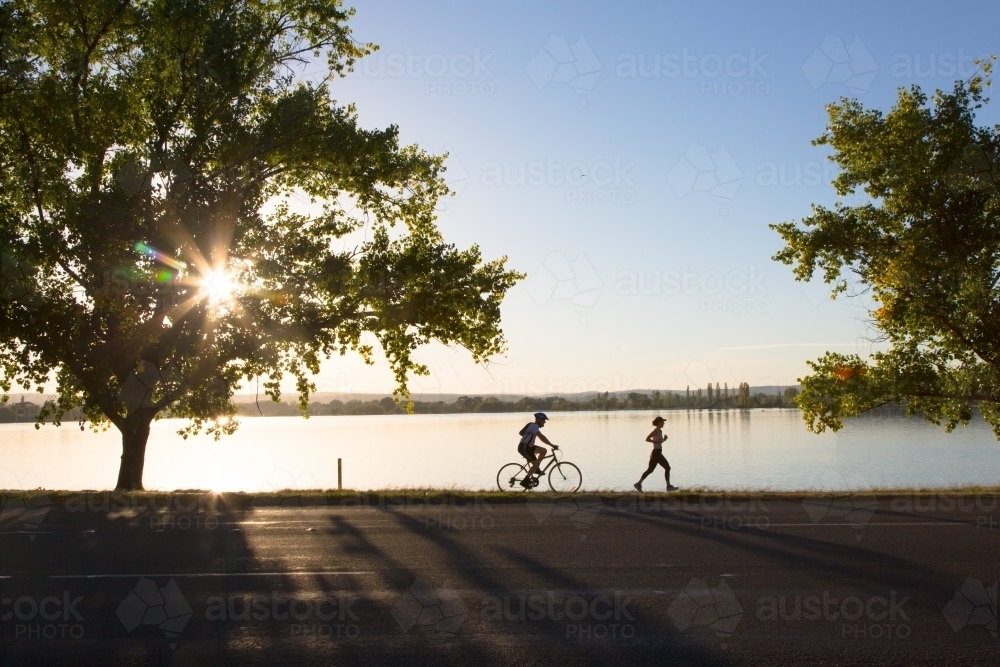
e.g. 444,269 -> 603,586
1,409 -> 998,491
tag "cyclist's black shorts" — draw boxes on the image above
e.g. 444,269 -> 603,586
518,442 -> 542,461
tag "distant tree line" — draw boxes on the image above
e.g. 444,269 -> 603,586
233,384 -> 802,417
0,390 -> 924,423
0,398 -> 85,423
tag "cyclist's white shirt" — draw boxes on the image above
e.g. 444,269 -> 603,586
520,422 -> 541,447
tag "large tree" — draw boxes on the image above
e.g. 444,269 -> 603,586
771,61 -> 1000,437
0,0 -> 521,489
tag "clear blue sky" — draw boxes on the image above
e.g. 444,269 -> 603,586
305,0 -> 1000,397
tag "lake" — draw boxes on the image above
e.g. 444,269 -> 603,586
2,409 -> 999,492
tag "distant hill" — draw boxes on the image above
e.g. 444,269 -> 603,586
230,386 -> 800,404
3,385 -> 803,421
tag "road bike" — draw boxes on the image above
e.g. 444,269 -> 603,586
496,447 -> 582,492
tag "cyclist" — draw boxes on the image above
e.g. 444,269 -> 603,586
518,412 -> 558,488
634,416 -> 678,492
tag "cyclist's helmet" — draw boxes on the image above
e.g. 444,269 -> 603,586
534,412 -> 549,421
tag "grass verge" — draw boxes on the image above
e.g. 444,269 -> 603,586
2,485 -> 1000,507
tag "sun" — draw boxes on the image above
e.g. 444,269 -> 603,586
201,269 -> 235,304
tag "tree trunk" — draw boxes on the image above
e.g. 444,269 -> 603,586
115,420 -> 151,490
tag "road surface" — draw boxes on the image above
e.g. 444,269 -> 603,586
1,491 -> 998,665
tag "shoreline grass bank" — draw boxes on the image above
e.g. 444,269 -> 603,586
3,485 -> 1000,506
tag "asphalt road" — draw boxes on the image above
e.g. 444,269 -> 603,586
1,491 -> 998,666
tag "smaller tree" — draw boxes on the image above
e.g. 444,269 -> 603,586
771,61 -> 1000,436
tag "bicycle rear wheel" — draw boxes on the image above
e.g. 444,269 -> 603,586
548,461 -> 582,492
497,462 -> 530,492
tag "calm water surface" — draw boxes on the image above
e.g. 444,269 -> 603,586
2,409 -> 999,491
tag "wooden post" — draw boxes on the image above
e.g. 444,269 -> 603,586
338,458 -> 342,491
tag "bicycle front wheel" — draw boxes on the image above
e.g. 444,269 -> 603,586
497,462 -> 529,492
548,461 -> 582,492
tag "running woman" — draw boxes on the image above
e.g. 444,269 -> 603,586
634,416 -> 677,492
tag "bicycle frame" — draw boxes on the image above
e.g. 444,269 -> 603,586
528,447 -> 561,475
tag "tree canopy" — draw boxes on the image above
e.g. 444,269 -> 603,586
0,0 -> 521,488
771,60 -> 1000,437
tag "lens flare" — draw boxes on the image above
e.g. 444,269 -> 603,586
201,270 -> 235,304
134,242 -> 187,271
